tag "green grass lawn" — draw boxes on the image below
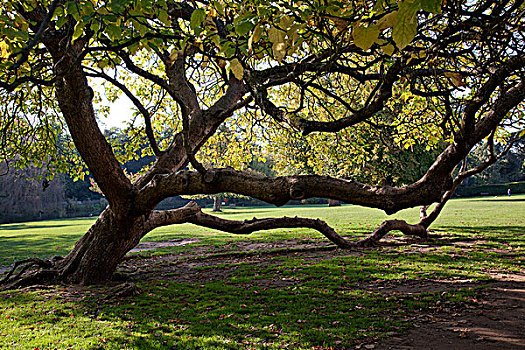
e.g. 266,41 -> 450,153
0,195 -> 524,349
1,195 -> 523,266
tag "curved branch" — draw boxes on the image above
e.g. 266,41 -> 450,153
9,0 -> 61,72
359,220 -> 428,247
249,60 -> 404,135
187,208 -> 353,248
84,68 -> 163,156
420,131 -> 524,228
461,54 -> 525,138
143,202 -> 428,249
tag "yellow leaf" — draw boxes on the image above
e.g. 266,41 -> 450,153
352,23 -> 380,51
382,43 -> 395,56
280,15 -> 293,29
169,49 -> 179,61
377,11 -> 397,31
273,42 -> 287,62
444,72 -> 466,87
248,23 -> 262,54
252,23 -> 262,43
268,26 -> 284,44
0,41 -> 9,59
230,58 -> 244,80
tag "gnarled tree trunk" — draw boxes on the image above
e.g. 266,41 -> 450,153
55,209 -> 144,284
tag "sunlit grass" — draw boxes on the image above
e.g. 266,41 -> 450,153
1,195 -> 523,265
0,195 -> 523,349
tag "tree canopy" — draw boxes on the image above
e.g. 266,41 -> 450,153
1,0 -> 525,286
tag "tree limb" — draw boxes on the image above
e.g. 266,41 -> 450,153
9,0 -> 61,72
84,68 -> 163,156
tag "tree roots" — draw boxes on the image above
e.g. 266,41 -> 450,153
0,258 -> 59,290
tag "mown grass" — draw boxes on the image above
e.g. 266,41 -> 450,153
0,195 -> 524,349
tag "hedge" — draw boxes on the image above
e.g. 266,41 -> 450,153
455,181 -> 525,197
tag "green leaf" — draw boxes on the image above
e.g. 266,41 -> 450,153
235,19 -> 255,36
105,23 -> 122,41
392,0 -> 420,50
72,21 -> 86,41
377,11 -> 397,31
381,43 -> 395,56
90,20 -> 101,33
65,1 -> 80,21
110,0 -> 128,14
420,0 -> 441,14
132,19 -> 147,36
353,24 -> 380,51
158,9 -> 170,26
190,8 -> 206,30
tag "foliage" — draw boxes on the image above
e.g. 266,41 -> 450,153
467,138 -> 525,186
456,181 -> 525,197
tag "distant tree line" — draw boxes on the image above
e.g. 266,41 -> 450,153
1,129 -> 523,224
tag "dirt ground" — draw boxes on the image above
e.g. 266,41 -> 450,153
120,239 -> 525,350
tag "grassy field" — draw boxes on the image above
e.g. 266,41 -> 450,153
0,195 -> 524,349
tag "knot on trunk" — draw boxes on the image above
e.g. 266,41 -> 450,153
290,187 -> 306,200
203,169 -> 217,183
289,179 -> 306,200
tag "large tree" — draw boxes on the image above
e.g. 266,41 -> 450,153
1,0 -> 524,287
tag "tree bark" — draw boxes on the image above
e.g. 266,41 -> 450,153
55,209 -> 143,284
212,195 -> 222,212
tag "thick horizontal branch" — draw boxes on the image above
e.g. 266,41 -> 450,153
136,167 -> 452,215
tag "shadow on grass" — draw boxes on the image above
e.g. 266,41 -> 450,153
0,223 -> 72,231
2,269 -> 519,349
1,221 -> 523,349
0,233 -> 83,266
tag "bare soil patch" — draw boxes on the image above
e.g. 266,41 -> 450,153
118,238 -> 525,349
376,282 -> 525,350
129,238 -> 201,252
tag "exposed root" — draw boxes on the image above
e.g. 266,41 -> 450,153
0,258 -> 59,290
104,282 -> 142,300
